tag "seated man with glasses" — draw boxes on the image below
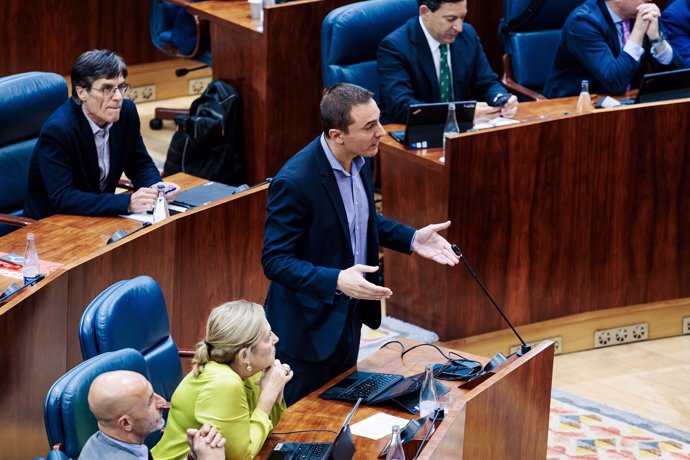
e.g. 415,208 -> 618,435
24,49 -> 180,220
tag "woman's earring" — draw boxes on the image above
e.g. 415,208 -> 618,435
246,364 -> 253,372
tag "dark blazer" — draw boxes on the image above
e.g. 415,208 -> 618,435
23,98 -> 161,220
544,0 -> 685,98
262,137 -> 415,362
661,0 -> 690,68
377,17 -> 507,123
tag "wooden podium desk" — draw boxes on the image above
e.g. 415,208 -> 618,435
0,174 -> 270,458
187,0 -> 352,185
380,97 -> 690,341
260,340 -> 555,459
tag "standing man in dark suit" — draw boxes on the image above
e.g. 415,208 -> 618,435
377,0 -> 518,124
544,0 -> 684,98
262,83 -> 460,404
24,50 -> 179,220
661,0 -> 690,68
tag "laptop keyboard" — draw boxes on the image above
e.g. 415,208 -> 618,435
339,373 -> 401,402
292,442 -> 330,459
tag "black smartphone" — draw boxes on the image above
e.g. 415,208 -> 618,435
489,93 -> 512,107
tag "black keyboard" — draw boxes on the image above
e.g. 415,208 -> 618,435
293,442 -> 330,459
339,373 -> 401,402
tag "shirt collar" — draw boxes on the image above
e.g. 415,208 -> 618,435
82,105 -> 112,135
320,133 -> 365,176
605,4 -> 624,24
419,16 -> 443,54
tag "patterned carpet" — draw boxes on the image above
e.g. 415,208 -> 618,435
549,389 -> 690,459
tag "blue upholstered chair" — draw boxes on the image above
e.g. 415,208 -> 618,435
42,349 -> 149,460
149,0 -> 212,129
500,0 -> 586,100
0,72 -> 68,235
79,275 -> 193,404
321,0 -> 418,104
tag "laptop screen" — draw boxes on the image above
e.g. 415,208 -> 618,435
394,101 -> 476,149
636,68 -> 690,104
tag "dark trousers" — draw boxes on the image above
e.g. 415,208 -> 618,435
277,317 -> 361,406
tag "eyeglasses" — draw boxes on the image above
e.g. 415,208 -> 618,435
89,83 -> 130,100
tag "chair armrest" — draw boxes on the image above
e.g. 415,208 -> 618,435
0,214 -> 35,228
179,349 -> 196,358
118,177 -> 134,191
501,54 -> 547,101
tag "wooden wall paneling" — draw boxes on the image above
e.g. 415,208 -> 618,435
172,185 -> 270,348
381,100 -> 690,340
379,144 -> 452,338
446,101 -> 690,336
461,341 -> 554,459
0,274 -> 70,459
205,8 -> 268,184
0,0 -> 165,77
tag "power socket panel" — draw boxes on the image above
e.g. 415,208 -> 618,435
683,317 -> 690,335
594,322 -> 648,348
510,336 -> 562,355
127,85 -> 156,103
188,77 -> 212,95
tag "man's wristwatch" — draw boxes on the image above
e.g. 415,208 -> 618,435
650,31 -> 666,46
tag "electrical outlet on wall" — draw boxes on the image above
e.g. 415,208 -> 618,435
127,85 -> 156,103
188,77 -> 212,95
594,323 -> 648,348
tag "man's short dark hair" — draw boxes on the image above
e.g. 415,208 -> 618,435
320,83 -> 374,136
71,50 -> 128,104
418,0 -> 465,12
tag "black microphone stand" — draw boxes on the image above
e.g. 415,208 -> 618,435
451,244 -> 531,356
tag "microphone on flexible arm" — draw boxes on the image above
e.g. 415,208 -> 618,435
451,243 -> 531,357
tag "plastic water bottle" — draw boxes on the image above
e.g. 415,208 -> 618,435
576,80 -> 593,114
443,102 -> 460,152
386,425 -> 405,460
152,184 -> 170,223
23,233 -> 41,285
419,363 -> 438,418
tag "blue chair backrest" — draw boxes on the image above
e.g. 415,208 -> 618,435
150,0 -> 212,65
79,276 -> 184,403
501,0 -> 586,91
0,72 -> 67,232
43,349 -> 149,459
321,0 -> 418,102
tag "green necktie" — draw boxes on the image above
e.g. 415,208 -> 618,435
439,44 -> 451,102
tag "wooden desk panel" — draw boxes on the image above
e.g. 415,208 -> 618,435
381,98 -> 690,340
188,0 -> 352,185
260,340 -> 554,459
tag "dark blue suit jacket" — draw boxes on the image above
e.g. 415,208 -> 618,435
24,98 -> 161,220
544,0 -> 684,98
377,17 -> 507,123
662,0 -> 690,68
262,137 -> 415,362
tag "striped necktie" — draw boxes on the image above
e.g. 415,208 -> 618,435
439,44 -> 451,102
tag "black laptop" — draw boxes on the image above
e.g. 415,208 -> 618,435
626,68 -> 690,104
389,101 -> 476,149
170,181 -> 248,209
318,369 -> 449,413
268,398 -> 361,460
